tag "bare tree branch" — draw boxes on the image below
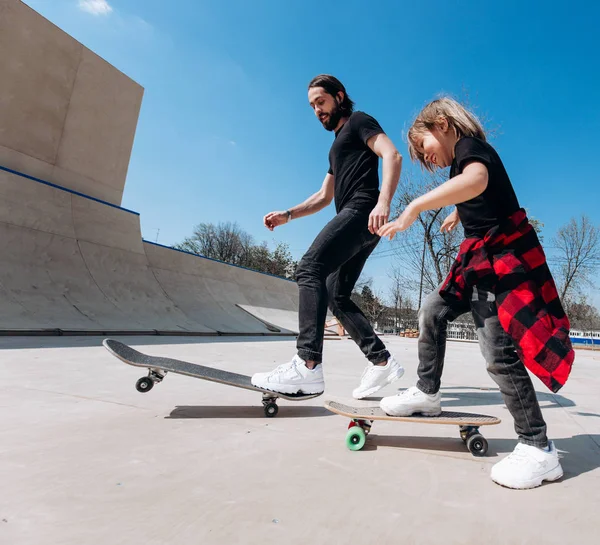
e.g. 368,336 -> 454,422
390,169 -> 462,308
552,215 -> 600,302
176,221 -> 298,278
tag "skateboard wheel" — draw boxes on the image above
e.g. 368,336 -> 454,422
345,427 -> 366,451
466,434 -> 488,456
264,402 -> 278,418
135,377 -> 154,393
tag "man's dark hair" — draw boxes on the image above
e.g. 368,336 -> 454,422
308,74 -> 355,115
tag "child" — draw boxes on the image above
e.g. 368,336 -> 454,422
377,97 -> 574,489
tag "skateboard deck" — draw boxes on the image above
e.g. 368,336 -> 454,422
325,399 -> 501,456
103,339 -> 322,417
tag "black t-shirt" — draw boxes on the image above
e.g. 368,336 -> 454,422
451,137 -> 520,237
327,111 -> 384,213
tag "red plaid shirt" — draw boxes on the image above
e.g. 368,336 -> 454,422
440,209 -> 574,393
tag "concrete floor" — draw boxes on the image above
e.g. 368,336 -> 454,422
1,335 -> 599,545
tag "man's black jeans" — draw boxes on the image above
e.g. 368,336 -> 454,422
295,207 -> 390,365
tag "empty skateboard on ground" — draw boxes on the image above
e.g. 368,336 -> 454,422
324,399 -> 501,456
103,339 -> 322,417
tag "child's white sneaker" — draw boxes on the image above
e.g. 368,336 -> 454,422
380,386 -> 442,416
491,441 -> 563,489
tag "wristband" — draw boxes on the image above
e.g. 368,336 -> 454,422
286,210 -> 292,221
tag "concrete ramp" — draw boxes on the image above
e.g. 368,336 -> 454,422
236,305 -> 299,334
143,242 -> 297,335
0,3 -> 306,338
0,166 -> 300,335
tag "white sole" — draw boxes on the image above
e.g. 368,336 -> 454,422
250,379 -> 325,395
352,367 -> 405,400
491,464 -> 564,490
380,406 -> 442,417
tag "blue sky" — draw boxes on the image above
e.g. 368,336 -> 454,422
25,0 -> 600,305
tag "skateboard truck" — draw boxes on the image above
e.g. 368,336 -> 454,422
261,393 -> 279,418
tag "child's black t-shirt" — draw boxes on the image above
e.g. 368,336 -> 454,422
451,137 -> 520,237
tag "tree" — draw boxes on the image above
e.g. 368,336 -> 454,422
270,242 -> 298,279
391,170 -> 462,308
388,267 -> 404,333
387,267 -> 419,332
552,215 -> 600,303
248,241 -> 298,279
528,215 -> 544,242
176,222 -> 298,279
176,222 -> 253,266
363,285 -> 387,326
351,284 -> 386,326
565,296 -> 600,330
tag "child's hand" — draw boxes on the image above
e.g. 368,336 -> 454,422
377,203 -> 420,241
440,208 -> 460,233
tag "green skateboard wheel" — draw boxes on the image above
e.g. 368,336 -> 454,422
345,427 -> 366,451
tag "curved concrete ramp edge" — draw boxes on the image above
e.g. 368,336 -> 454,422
0,167 -> 300,336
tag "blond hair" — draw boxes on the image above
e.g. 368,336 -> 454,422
407,97 -> 486,171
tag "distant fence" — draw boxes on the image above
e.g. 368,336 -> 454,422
394,324 -> 600,349
570,330 -> 600,350
447,324 -> 478,342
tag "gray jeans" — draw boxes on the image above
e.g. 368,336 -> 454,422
417,286 -> 548,448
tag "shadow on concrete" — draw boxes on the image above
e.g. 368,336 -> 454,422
360,433 -> 600,482
363,386 -> 576,410
555,434 -> 600,481
0,334 -> 297,350
441,386 -> 577,409
166,404 -> 333,419
362,435 -> 515,456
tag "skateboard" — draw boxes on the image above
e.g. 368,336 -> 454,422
103,339 -> 322,417
324,399 -> 501,456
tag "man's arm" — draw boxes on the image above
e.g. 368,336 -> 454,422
366,133 -> 402,234
263,173 -> 334,231
289,172 -> 335,219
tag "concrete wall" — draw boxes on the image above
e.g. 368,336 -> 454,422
0,0 -> 143,206
0,167 -> 299,334
0,1 -> 304,336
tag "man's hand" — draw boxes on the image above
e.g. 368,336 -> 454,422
440,208 -> 460,233
377,202 -> 420,241
263,211 -> 289,231
368,201 -> 390,235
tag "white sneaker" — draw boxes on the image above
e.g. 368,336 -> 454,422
380,386 -> 442,416
491,441 -> 563,489
352,356 -> 405,400
250,355 -> 325,395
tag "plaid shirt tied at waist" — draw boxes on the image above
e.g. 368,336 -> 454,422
440,208 -> 574,393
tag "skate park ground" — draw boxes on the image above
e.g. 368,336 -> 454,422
1,335 -> 598,545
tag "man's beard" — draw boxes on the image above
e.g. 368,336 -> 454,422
321,101 -> 344,131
